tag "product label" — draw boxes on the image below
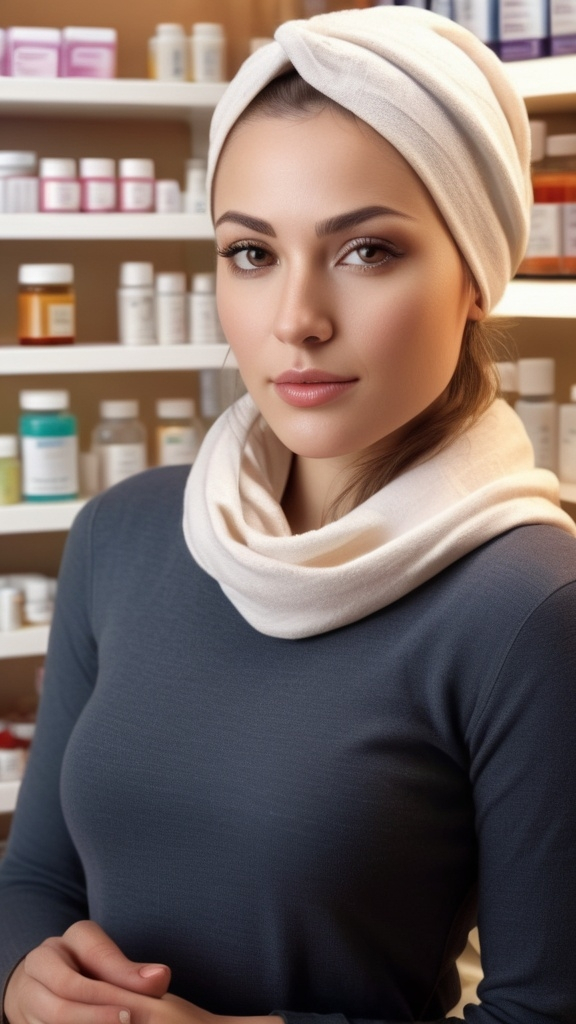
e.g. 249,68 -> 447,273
68,45 -> 115,77
189,295 -> 225,345
83,179 -> 116,211
118,292 -> 155,344
48,302 -> 75,338
524,204 -> 563,258
12,44 -> 59,77
453,0 -> 497,41
41,179 -> 81,212
156,295 -> 186,345
499,0 -> 547,39
99,443 -> 146,489
18,294 -> 75,342
21,435 -> 79,498
551,0 -> 576,36
157,427 -> 201,466
563,203 -> 576,256
120,179 -> 154,212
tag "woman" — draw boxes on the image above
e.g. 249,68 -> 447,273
2,7 -> 576,1024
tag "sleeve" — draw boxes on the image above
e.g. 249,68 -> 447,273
0,496 -> 102,997
275,581 -> 576,1024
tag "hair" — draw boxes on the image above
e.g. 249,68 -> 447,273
230,70 -> 503,521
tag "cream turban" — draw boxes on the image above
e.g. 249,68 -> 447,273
208,5 -> 532,313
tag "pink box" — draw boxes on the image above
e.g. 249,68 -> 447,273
5,27 -> 61,78
60,27 -> 117,78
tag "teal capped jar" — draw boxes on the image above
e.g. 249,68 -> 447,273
19,390 -> 79,501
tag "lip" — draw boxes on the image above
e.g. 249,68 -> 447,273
272,368 -> 358,408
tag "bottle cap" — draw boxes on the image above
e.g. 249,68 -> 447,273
0,435 -> 18,458
545,134 -> 576,158
19,390 -> 70,411
39,157 -> 77,179
529,120 -> 547,164
156,272 -> 186,294
0,151 -> 37,174
62,27 -> 117,43
517,358 -> 555,397
192,23 -> 225,36
156,23 -> 185,36
119,158 -> 155,179
192,272 -> 215,293
119,262 -> 154,287
18,264 -> 74,286
156,398 -> 194,419
79,158 -> 115,178
7,27 -> 61,43
99,400 -> 139,419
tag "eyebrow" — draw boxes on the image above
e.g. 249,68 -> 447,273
214,205 -> 414,238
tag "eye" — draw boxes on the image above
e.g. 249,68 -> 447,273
338,238 -> 402,269
216,242 -> 276,274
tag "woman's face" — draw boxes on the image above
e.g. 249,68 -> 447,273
213,108 -> 482,463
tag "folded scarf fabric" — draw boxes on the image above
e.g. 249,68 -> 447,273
183,394 -> 576,639
207,5 -> 532,314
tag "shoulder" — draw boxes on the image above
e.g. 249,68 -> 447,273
74,465 -> 190,535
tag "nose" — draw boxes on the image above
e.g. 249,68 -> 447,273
272,267 -> 334,346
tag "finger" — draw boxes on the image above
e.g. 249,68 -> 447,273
4,967 -> 132,1024
24,941 -> 141,1009
60,921 -> 171,996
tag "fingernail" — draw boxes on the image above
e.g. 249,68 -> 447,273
139,964 -> 167,978
119,1012 -> 130,1024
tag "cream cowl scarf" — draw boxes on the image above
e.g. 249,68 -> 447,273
183,393 -> 576,639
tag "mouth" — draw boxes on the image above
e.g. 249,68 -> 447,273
272,369 -> 358,408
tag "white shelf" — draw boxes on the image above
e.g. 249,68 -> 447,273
0,781 -> 20,814
504,54 -> 576,112
0,213 -> 213,240
493,279 -> 576,318
0,343 -> 233,375
0,625 -> 49,660
0,77 -> 226,121
0,499 -> 87,535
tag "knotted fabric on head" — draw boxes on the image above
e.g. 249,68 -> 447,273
207,5 -> 532,313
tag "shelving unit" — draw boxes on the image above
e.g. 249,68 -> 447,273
0,213 -> 213,240
0,343 -> 232,375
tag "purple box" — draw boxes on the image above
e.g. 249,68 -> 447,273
60,27 -> 117,78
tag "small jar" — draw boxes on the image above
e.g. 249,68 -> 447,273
118,158 -> 155,213
0,588 -> 23,633
184,157 -> 207,214
189,23 -> 226,83
188,272 -> 225,344
18,264 -> 75,346
155,272 -> 187,345
155,179 -> 181,213
0,436 -> 21,505
19,390 -> 79,501
0,151 -> 38,214
148,24 -> 187,81
92,400 -> 147,491
155,398 -> 205,466
39,157 -> 81,212
117,262 -> 155,345
79,157 -> 117,212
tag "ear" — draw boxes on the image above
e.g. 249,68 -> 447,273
466,282 -> 484,322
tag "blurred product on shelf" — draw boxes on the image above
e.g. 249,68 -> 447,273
91,400 -> 147,491
0,711 -> 37,782
189,23 -> 226,82
3,27 -> 61,77
117,262 -> 156,345
79,158 -> 117,212
515,358 -> 558,472
155,272 -> 187,345
559,385 -> 576,482
148,23 -> 187,81
18,390 -> 79,501
0,25 -> 117,77
155,179 -> 181,213
0,436 -> 20,505
18,264 -> 75,346
155,398 -> 205,466
495,361 -> 519,404
118,158 -> 155,212
188,272 -> 226,345
39,158 -> 80,213
499,0 -> 548,59
184,158 -> 207,214
0,151 -> 38,213
59,27 -> 117,78
550,0 -> 576,53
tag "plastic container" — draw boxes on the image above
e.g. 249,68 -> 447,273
0,436 -> 21,505
189,23 -> 226,83
188,272 -> 225,344
559,384 -> 576,482
92,400 -> 147,491
148,24 -> 187,81
551,0 -> 576,54
118,158 -> 155,213
0,151 -> 38,214
155,272 -> 187,345
18,264 -> 75,346
184,157 -> 207,214
19,390 -> 79,501
5,27 -> 61,78
155,179 -> 181,213
452,0 -> 498,48
498,0 -> 548,60
60,27 -> 117,78
0,589 -> 23,633
515,358 -> 558,473
155,398 -> 205,466
79,158 -> 117,212
117,262 -> 155,345
39,158 -> 81,213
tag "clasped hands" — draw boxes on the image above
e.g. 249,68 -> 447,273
3,920 -> 264,1024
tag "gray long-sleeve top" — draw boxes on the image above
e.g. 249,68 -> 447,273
1,466 -> 576,1023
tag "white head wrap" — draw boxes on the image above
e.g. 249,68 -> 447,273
208,6 -> 532,313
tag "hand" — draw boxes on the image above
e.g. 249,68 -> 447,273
3,919 -> 171,1024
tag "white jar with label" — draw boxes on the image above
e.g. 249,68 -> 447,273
118,262 -> 155,345
39,158 -> 81,212
148,24 -> 187,81
118,159 -> 155,213
155,398 -> 205,466
19,390 -> 79,500
92,400 -> 147,491
184,157 -> 207,214
189,23 -> 226,82
79,158 -> 117,212
188,272 -> 225,344
515,358 -> 558,473
155,272 -> 187,345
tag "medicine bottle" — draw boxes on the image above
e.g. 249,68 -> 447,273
515,358 -> 558,473
155,272 -> 187,345
79,157 -> 117,212
92,400 -> 147,491
0,151 -> 38,214
525,133 -> 576,277
117,262 -> 155,345
184,158 -> 207,214
517,120 -> 548,277
148,24 -> 187,81
188,272 -> 225,344
19,390 -> 79,501
155,180 -> 181,213
39,157 -> 81,213
189,23 -> 226,83
18,264 -> 75,346
155,398 -> 205,466
118,159 -> 155,213
0,436 -> 21,505
559,384 -> 576,483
